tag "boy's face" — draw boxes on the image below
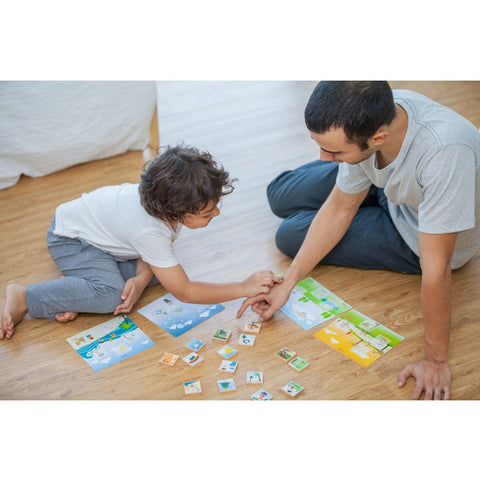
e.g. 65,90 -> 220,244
182,201 -> 220,229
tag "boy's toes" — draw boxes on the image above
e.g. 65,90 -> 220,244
55,312 -> 78,323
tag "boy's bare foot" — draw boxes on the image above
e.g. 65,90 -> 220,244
1,284 -> 28,340
54,312 -> 78,323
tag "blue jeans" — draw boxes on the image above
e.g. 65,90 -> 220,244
267,160 -> 421,274
25,217 -> 159,319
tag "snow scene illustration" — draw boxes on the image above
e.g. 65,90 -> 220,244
138,293 -> 225,337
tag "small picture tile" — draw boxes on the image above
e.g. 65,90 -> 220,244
219,360 -> 238,373
217,345 -> 238,359
281,381 -> 304,398
158,352 -> 180,367
182,352 -> 204,367
244,320 -> 262,334
217,378 -> 236,392
213,328 -> 232,342
185,338 -> 205,352
251,389 -> 273,401
238,333 -> 256,346
288,356 -> 310,372
275,347 -> 296,362
246,371 -> 264,384
183,380 -> 202,395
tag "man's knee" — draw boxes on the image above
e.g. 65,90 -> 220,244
91,283 -> 123,313
275,220 -> 304,258
267,170 -> 293,218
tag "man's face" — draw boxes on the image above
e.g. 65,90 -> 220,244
181,200 -> 220,229
310,128 -> 375,165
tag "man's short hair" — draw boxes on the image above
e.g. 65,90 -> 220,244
304,81 -> 396,150
139,144 -> 235,223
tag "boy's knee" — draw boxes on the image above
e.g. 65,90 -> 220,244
91,284 -> 123,313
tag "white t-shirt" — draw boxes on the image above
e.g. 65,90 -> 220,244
336,90 -> 480,269
54,183 -> 182,268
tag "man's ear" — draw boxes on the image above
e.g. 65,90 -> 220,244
371,128 -> 388,146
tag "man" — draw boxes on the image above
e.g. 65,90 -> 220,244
237,81 -> 480,400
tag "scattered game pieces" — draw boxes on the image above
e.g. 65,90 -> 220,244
159,352 -> 180,367
66,315 -> 155,372
288,356 -> 309,372
138,293 -> 225,337
219,360 -> 238,373
213,328 -> 232,342
185,338 -> 205,352
246,371 -> 264,384
314,309 -> 404,367
217,378 -> 236,392
281,381 -> 304,398
182,352 -> 204,367
275,347 -> 296,362
217,345 -> 238,359
280,277 -> 351,330
244,319 -> 262,334
251,389 -> 273,401
183,380 -> 202,395
238,333 -> 256,346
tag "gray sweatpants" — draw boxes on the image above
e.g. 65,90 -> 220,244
25,217 -> 158,319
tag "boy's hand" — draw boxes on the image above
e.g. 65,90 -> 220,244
241,270 -> 283,298
114,276 -> 147,315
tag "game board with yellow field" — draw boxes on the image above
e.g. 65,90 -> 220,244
314,309 -> 404,367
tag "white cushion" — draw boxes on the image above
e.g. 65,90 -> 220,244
0,81 -> 157,189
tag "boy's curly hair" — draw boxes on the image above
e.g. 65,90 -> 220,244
139,144 -> 235,223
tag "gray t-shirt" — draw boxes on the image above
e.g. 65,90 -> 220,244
336,89 -> 480,269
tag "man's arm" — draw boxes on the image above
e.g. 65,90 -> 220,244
237,185 -> 369,319
397,231 -> 457,400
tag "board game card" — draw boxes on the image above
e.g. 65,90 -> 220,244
281,381 -> 304,398
246,371 -> 264,384
185,338 -> 205,352
288,356 -> 309,372
159,352 -> 180,367
138,293 -> 225,337
217,378 -> 236,392
244,319 -> 262,334
183,380 -> 202,395
275,347 -> 296,362
280,277 -> 351,330
213,328 -> 232,342
182,352 -> 204,367
251,389 -> 273,400
219,360 -> 238,373
238,333 -> 256,346
217,345 -> 238,359
66,315 -> 155,372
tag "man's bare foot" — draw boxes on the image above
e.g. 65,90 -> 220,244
54,312 -> 78,323
1,284 -> 28,340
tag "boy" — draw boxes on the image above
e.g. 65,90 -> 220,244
1,145 -> 280,339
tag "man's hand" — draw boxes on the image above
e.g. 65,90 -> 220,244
236,280 -> 293,321
397,359 -> 451,400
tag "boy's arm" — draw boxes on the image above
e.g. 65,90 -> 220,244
151,264 -> 280,304
237,185 -> 369,319
397,231 -> 457,399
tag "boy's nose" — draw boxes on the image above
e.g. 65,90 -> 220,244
320,150 -> 335,162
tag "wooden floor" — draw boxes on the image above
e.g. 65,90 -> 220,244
1,81 -> 479,400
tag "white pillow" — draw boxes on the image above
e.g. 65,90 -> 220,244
0,81 -> 157,189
